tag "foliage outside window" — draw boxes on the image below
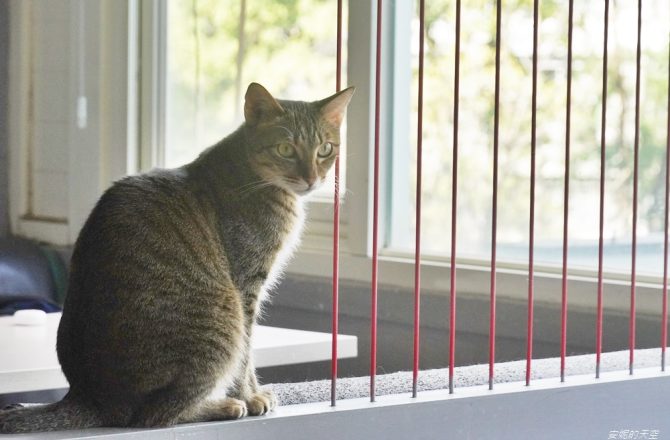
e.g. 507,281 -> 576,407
165,0 -> 670,278
392,0 -> 670,276
165,0 -> 347,199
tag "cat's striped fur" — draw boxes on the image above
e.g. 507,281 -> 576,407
0,83 -> 354,433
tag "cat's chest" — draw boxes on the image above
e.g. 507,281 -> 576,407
264,199 -> 305,288
224,195 -> 304,296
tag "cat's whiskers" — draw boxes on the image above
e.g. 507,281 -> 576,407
239,183 -> 274,197
237,180 -> 275,197
237,179 -> 267,191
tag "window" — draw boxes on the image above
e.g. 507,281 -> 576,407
140,0 -> 670,298
386,0 -> 670,277
161,0 -> 348,201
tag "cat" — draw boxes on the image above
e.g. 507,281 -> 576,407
0,82 -> 354,433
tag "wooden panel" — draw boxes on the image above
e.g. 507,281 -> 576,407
33,71 -> 69,124
34,0 -> 71,24
33,121 -> 69,174
32,170 -> 68,219
27,1 -> 71,222
0,1 -> 9,236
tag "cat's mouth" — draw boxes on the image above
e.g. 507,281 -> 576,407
294,188 -> 316,196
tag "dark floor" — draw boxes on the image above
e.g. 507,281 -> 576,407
257,274 -> 667,384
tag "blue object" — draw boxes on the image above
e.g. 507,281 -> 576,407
0,298 -> 61,316
0,237 -> 67,316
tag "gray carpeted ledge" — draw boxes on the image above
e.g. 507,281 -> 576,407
270,348 -> 667,405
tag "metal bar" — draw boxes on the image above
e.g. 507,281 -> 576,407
330,0 -> 343,408
561,0 -> 574,384
489,0 -> 502,391
412,0 -> 425,399
370,0 -> 383,403
336,0 -> 342,94
526,0 -> 539,387
663,25 -> 670,373
596,0 -> 610,380
629,0 -> 643,376
449,0 -> 461,396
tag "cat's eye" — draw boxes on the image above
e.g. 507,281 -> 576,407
317,142 -> 334,158
276,143 -> 296,159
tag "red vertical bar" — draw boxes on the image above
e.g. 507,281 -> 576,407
526,0 -> 539,387
561,0 -> 574,384
330,0 -> 343,408
449,0 -> 461,396
489,0 -> 502,391
596,0 -> 610,380
630,0 -> 642,376
412,0 -> 425,399
663,27 -> 670,372
370,0 -> 383,403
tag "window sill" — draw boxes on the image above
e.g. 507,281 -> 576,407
286,246 -> 665,318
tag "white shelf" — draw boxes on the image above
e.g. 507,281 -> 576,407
0,312 -> 357,394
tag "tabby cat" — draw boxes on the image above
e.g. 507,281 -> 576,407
0,83 -> 354,433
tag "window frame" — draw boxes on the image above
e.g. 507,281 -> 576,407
137,0 -> 667,315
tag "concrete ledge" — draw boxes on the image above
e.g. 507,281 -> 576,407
6,367 -> 669,440
270,346 -> 669,405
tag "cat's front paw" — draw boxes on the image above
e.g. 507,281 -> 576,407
219,398 -> 248,420
245,390 -> 277,416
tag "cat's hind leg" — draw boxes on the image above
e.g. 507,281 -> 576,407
128,380 -> 218,427
127,333 -> 250,426
126,366 -> 251,426
127,377 -> 250,425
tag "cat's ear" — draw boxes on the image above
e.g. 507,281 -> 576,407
244,83 -> 285,125
318,86 -> 355,127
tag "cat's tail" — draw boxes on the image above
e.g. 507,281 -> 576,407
0,393 -> 104,433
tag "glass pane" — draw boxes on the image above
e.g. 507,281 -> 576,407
165,0 -> 348,197
390,0 -> 670,276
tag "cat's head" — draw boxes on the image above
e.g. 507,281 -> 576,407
243,83 -> 355,197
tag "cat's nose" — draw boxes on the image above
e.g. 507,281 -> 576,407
305,176 -> 317,189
